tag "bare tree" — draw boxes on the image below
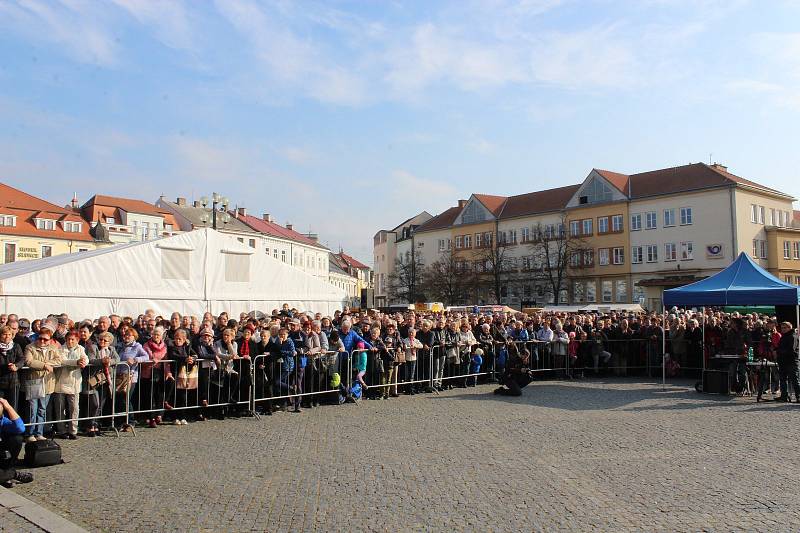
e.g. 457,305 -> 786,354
386,254 -> 425,304
422,250 -> 480,306
472,234 -> 516,305
527,214 -> 585,304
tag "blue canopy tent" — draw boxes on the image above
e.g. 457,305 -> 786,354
662,252 -> 800,386
663,252 -> 800,307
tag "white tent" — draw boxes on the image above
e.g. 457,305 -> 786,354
0,228 -> 348,319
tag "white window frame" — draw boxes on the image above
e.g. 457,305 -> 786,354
794,242 -> 800,260
630,213 -> 641,231
680,241 -> 693,261
40,244 -> 53,258
455,235 -> 463,249
663,209 -> 676,227
612,215 -> 623,232
646,244 -> 658,263
581,219 -> 593,236
438,239 -> 445,252
464,234 -> 472,248
679,207 -> 692,225
632,246 -> 643,264
0,215 -> 17,227
785,241 -> 792,259
520,227 -> 529,243
751,204 -> 758,223
598,216 -> 609,234
645,212 -> 657,230
474,233 -> 482,248
34,218 -> 56,231
612,247 -> 624,265
759,206 -> 765,225
664,243 -> 677,262
570,221 -> 580,237
598,248 -> 609,266
602,280 -> 613,303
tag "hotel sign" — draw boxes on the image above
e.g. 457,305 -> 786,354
17,246 -> 39,259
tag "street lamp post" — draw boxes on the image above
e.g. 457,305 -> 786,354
199,193 -> 231,230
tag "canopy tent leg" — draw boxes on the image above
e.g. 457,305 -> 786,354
701,307 -> 706,373
662,310 -> 667,388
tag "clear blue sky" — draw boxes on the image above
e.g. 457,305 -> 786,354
1,1 -> 799,264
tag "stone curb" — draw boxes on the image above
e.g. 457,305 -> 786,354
0,486 -> 88,533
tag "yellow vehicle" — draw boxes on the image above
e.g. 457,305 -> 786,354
413,302 -> 445,313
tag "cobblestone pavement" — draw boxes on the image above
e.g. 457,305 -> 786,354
11,378 -> 800,532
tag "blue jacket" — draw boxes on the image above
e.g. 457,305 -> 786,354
279,338 -> 296,374
1,415 -> 24,436
339,329 -> 372,354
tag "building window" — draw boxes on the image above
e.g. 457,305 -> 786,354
598,248 -> 610,266
612,247 -> 624,265
438,239 -> 446,251
680,207 -> 692,225
759,206 -> 765,224
769,209 -> 776,226
34,218 -> 56,230
249,239 -> 256,248
165,223 -> 173,232
602,280 -> 612,303
464,234 -> 472,248
482,233 -> 491,247
475,233 -> 482,248
750,204 -> 758,223
569,252 -> 580,267
645,212 -> 657,230
612,215 -> 623,232
598,216 -> 609,234
3,242 -> 16,263
632,246 -> 643,264
63,221 -> 82,233
752,239 -> 767,259
681,241 -> 694,260
274,249 -> 279,259
570,221 -> 580,236
281,250 -> 286,262
646,244 -> 658,263
266,247 -> 271,256
665,243 -> 677,262
616,280 -> 627,303
41,245 -> 52,258
794,242 -> 800,260
581,219 -> 593,236
573,281 -> 584,303
0,215 -> 16,227
106,217 -> 116,225
664,209 -> 676,227
586,282 -> 596,303
785,241 -> 792,259
630,213 -> 641,231
508,229 -> 517,244
521,227 -> 529,243
583,249 -> 594,267
455,235 -> 463,249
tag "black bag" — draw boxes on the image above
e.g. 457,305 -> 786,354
24,439 -> 62,468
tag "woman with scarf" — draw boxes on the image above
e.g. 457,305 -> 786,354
53,330 -> 87,439
236,325 -> 259,415
0,326 -> 22,413
169,329 -> 198,425
116,328 -> 150,431
141,326 -> 168,428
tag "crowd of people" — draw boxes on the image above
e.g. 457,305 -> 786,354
1,304 -> 799,488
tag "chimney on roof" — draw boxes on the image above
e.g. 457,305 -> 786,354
262,213 -> 271,223
711,162 -> 728,172
176,197 -> 186,206
286,223 -> 293,231
458,199 -> 467,208
237,207 -> 246,217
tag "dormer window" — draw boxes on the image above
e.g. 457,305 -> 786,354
34,218 -> 56,230
0,214 -> 17,227
64,221 -> 82,233
106,217 -> 116,225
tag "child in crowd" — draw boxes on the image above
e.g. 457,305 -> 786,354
468,348 -> 483,387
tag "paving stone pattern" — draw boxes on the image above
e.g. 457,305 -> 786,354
13,379 -> 800,532
0,505 -> 48,533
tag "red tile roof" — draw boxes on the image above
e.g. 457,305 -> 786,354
0,182 -> 94,242
336,252 -> 369,270
473,194 -> 508,216
83,194 -> 173,218
415,205 -> 462,233
235,212 -> 329,250
499,184 -> 581,219
594,169 -> 630,194
628,163 -> 792,199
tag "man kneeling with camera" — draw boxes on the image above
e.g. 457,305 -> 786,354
0,397 -> 34,488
